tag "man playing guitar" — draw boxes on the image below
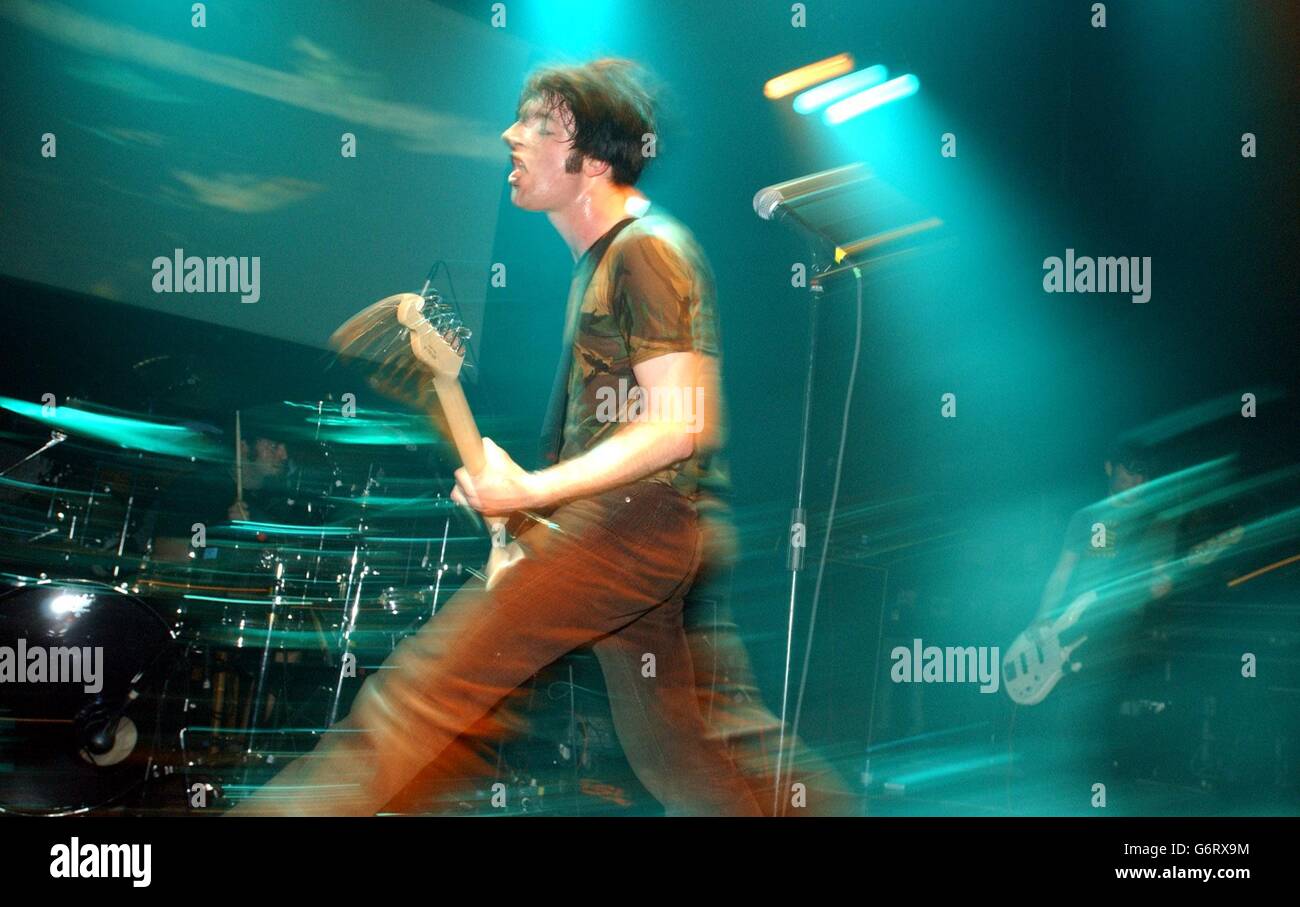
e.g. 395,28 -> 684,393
233,58 -> 764,816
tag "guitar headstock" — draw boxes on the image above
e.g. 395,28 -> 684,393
396,291 -> 472,382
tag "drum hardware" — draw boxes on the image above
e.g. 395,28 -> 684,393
326,563 -> 372,727
428,501 -> 455,618
109,493 -> 135,579
0,413 -> 493,812
241,555 -> 296,771
0,430 -> 66,478
76,697 -> 140,767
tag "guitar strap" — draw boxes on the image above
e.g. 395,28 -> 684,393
539,214 -> 640,466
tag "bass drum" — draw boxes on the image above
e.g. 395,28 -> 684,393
0,581 -> 181,815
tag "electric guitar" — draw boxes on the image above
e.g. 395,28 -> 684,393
394,292 -> 528,590
331,291 -> 528,590
1001,591 -> 1096,706
1003,524 -> 1246,705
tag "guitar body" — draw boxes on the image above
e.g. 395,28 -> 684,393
1002,591 -> 1096,706
483,538 -> 526,589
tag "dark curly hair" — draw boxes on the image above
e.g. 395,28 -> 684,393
515,58 -> 659,187
1106,439 -> 1160,478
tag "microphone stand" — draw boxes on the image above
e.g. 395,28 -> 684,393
770,210 -> 841,816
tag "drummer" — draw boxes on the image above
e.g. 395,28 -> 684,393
151,428 -> 291,563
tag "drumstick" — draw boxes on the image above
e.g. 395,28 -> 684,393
234,410 -> 244,505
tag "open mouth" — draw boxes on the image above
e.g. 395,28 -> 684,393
508,156 -> 525,183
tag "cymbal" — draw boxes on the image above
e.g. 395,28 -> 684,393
0,395 -> 222,460
241,399 -> 442,447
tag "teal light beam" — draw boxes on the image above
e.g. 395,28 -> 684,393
824,74 -> 920,125
793,64 -> 887,114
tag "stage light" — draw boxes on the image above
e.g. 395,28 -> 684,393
764,53 -> 854,99
792,64 -> 887,114
823,74 -> 920,125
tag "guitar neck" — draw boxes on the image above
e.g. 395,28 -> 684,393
430,375 -> 485,473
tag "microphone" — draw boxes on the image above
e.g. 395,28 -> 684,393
752,162 -> 871,222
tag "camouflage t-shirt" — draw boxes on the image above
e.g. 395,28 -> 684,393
543,210 -> 724,501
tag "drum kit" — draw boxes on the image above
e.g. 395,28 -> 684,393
0,395 -> 485,814
0,286 -> 642,816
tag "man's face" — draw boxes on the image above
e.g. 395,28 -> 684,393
253,438 -> 288,475
500,96 -> 586,212
1105,461 -> 1146,497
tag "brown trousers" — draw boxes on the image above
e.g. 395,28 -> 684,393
230,480 -> 762,816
